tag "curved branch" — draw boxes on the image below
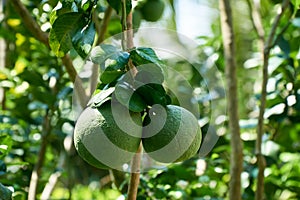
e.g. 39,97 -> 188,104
10,0 -> 49,47
254,1 -> 290,200
96,6 -> 113,45
10,0 -> 88,108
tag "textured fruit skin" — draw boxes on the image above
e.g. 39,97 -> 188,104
140,0 -> 165,22
142,105 -> 202,163
133,9 -> 142,29
74,102 -> 142,169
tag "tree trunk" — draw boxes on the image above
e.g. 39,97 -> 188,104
219,0 -> 243,199
247,1 -> 291,199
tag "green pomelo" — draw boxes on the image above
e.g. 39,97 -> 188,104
133,9 -> 142,29
140,0 -> 165,22
74,101 -> 142,169
142,105 -> 202,163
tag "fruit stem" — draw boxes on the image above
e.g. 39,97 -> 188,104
127,143 -> 142,200
121,0 -> 138,76
121,1 -> 141,199
121,0 -> 128,51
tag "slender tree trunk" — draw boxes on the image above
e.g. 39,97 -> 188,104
219,0 -> 243,199
247,1 -> 290,199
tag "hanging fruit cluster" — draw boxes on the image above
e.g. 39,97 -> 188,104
74,45 -> 202,170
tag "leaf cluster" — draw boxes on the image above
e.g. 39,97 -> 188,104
90,45 -> 171,112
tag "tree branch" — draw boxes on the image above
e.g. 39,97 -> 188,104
127,144 -> 142,200
40,153 -> 65,200
10,0 -> 49,47
246,0 -> 265,52
270,21 -> 291,49
264,0 -> 290,53
28,112 -> 51,200
90,5 -> 114,96
253,1 -> 290,200
120,1 -> 141,199
219,0 -> 243,199
96,6 -> 113,45
10,0 -> 88,108
247,2 -> 267,199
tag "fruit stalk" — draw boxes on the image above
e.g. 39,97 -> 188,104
121,1 -> 141,199
127,143 -> 142,200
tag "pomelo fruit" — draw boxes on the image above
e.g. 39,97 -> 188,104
133,9 -> 142,29
74,101 -> 142,169
142,105 -> 202,163
140,0 -> 165,22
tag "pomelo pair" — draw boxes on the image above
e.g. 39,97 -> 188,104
74,101 -> 202,169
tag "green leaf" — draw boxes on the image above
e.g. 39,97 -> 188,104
71,21 -> 95,58
276,35 -> 290,57
19,69 -> 46,87
91,45 -> 130,84
115,82 -> 147,112
107,0 -> 132,15
291,0 -> 300,9
31,87 -> 56,106
50,1 -> 79,24
291,0 -> 300,17
91,44 -> 119,66
90,87 -> 115,108
106,51 -> 130,71
130,47 -> 163,67
0,134 -> 12,159
135,63 -> 164,84
100,70 -> 124,84
50,12 -> 94,57
0,183 -> 12,200
81,0 -> 97,12
0,160 -> 6,175
135,83 -> 170,106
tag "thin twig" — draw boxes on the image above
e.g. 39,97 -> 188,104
97,6 -> 113,45
127,144 -> 142,200
251,1 -> 290,200
126,11 -> 138,76
270,21 -> 291,49
264,0 -> 290,54
90,6 -> 114,97
121,0 -> 128,51
40,172 -> 62,200
247,1 -> 266,198
40,153 -> 65,200
219,0 -> 243,199
246,0 -> 265,52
